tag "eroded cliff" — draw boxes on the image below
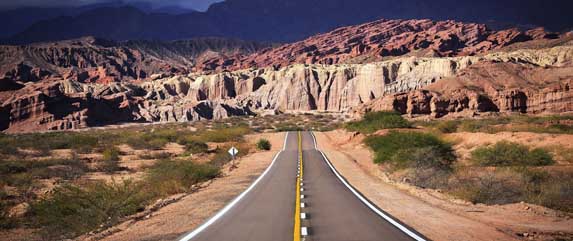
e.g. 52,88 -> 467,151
2,43 -> 571,132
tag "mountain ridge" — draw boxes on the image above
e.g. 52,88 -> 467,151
3,0 -> 572,44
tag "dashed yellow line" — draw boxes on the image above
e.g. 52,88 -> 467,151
293,131 -> 303,241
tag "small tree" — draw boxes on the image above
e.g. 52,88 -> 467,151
256,139 -> 271,151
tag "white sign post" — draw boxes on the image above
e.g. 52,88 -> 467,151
228,146 -> 239,167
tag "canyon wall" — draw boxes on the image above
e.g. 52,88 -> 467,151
2,44 -> 571,132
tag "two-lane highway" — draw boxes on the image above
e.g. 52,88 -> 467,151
179,131 -> 424,241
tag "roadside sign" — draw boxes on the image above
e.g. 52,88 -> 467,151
228,147 -> 239,157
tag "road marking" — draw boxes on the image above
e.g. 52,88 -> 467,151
301,227 -> 309,236
293,131 -> 304,241
179,132 -> 291,241
309,132 -> 427,241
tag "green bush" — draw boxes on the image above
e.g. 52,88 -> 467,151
364,131 -> 455,170
31,180 -> 149,239
256,139 -> 272,151
471,141 -> 554,166
345,111 -> 411,133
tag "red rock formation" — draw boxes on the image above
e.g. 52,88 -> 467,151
195,19 -> 556,72
356,60 -> 573,118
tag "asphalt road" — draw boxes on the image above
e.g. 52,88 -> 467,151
180,131 -> 421,241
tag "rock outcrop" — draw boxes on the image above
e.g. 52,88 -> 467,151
0,36 -> 270,86
355,46 -> 573,117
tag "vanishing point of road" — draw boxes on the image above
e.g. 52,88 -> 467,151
179,131 -> 426,241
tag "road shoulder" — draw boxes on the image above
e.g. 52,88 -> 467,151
314,130 -> 519,241
86,132 -> 284,241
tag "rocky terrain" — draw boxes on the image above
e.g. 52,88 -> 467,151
194,19 -> 562,72
1,19 -> 572,133
0,36 -> 270,86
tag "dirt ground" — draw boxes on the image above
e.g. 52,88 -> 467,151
314,130 -> 573,241
81,132 -> 285,241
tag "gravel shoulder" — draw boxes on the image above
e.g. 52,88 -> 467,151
314,130 -> 573,241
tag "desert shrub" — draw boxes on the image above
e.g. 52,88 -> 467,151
345,111 -> 411,133
448,170 -> 523,205
0,192 -> 16,229
0,141 -> 19,156
0,158 -> 89,182
31,180 -> 149,239
364,131 -> 455,170
446,168 -> 573,212
197,126 -> 251,143
416,115 -> 573,134
275,125 -> 304,132
256,139 -> 272,151
530,172 -> 573,212
138,152 -> 171,160
210,150 -> 233,167
471,141 -> 554,166
145,159 -> 220,196
184,140 -> 209,154
99,147 -> 122,173
405,167 -> 451,189
6,133 -> 100,152
433,120 -> 461,133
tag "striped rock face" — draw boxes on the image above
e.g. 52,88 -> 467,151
1,18 -> 572,133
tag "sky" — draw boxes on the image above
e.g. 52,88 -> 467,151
0,0 -> 224,11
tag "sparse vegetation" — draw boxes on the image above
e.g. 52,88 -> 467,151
100,146 -> 123,173
0,121 -> 261,238
183,140 -> 209,154
345,111 -> 411,133
138,152 -> 172,160
471,141 -> 554,166
417,114 -> 573,134
256,139 -> 272,151
446,168 -> 573,212
31,180 -> 150,239
145,159 -> 220,196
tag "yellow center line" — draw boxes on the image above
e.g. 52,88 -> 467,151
293,131 -> 303,241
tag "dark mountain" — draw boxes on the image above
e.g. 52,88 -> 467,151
0,2 -> 194,39
4,0 -> 573,44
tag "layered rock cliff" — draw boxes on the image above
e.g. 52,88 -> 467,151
0,36 -> 270,86
2,43 -> 571,132
1,18 -> 571,132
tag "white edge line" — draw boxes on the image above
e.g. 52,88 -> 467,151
179,132 -> 290,241
309,132 -> 426,241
